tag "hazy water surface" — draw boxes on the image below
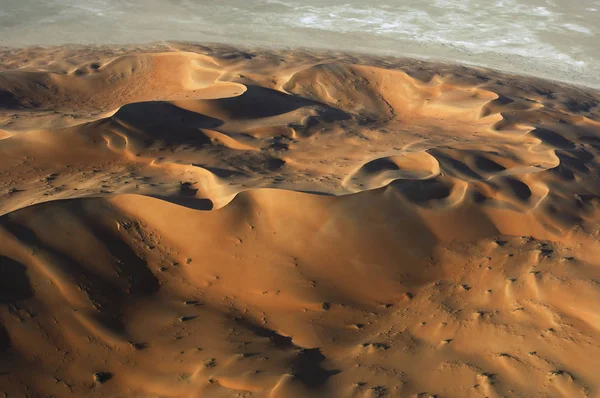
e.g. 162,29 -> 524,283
1,0 -> 599,86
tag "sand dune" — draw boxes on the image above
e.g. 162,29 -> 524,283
1,44 -> 600,397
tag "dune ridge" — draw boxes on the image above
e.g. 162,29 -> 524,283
1,44 -> 600,397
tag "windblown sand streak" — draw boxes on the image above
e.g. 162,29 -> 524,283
0,44 -> 600,397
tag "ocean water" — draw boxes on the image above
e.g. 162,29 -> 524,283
1,0 -> 599,87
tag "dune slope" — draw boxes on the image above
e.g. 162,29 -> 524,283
1,44 -> 600,397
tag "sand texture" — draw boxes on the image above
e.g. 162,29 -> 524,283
1,43 -> 600,397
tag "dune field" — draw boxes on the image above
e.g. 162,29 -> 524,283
1,43 -> 600,397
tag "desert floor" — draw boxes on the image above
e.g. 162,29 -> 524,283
1,43 -> 600,397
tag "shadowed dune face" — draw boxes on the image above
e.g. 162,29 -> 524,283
0,256 -> 33,304
1,45 -> 600,397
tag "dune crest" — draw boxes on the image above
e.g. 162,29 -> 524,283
1,44 -> 600,397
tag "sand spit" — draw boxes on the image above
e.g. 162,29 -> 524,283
1,44 -> 600,397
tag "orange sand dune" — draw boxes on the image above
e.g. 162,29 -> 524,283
1,44 -> 600,397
